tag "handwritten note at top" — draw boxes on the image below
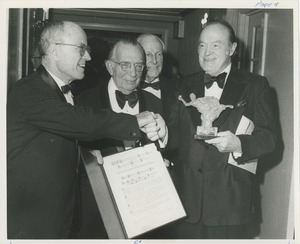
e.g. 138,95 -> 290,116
255,0 -> 279,7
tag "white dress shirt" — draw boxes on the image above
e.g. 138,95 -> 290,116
204,63 -> 242,156
205,63 -> 231,99
108,78 -> 139,114
46,69 -> 74,105
108,78 -> 167,148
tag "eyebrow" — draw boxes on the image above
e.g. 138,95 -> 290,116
119,61 -> 144,64
199,40 -> 223,44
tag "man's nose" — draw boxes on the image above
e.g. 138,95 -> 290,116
148,54 -> 157,64
152,55 -> 157,64
128,64 -> 137,76
83,51 -> 91,61
205,46 -> 212,55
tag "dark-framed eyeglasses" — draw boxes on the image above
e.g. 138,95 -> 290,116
55,43 -> 91,56
110,60 -> 144,72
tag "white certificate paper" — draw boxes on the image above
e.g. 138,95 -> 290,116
102,143 -> 186,238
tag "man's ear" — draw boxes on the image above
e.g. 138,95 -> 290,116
50,44 -> 59,60
229,42 -> 237,56
105,60 -> 113,75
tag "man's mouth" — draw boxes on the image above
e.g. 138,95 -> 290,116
148,65 -> 159,70
204,57 -> 216,62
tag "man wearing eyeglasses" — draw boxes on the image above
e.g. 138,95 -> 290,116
75,39 -> 168,239
7,21 -> 161,239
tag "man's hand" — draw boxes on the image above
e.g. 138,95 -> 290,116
136,111 -> 159,141
136,111 -> 156,131
136,112 -> 167,142
143,113 -> 167,141
142,113 -> 166,141
153,113 -> 167,140
205,131 -> 242,153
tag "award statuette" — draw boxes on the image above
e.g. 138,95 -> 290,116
178,94 -> 233,140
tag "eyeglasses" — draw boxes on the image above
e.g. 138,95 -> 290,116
110,60 -> 144,72
55,43 -> 91,57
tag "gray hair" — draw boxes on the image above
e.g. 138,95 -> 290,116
137,33 -> 165,50
108,39 -> 145,61
38,21 -> 65,57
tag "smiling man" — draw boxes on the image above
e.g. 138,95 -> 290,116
75,39 -> 168,238
174,20 -> 277,239
137,34 -> 164,98
7,21 -> 160,239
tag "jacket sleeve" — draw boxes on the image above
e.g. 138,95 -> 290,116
9,81 -> 141,142
235,77 -> 277,163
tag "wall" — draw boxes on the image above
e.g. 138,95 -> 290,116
51,8 -> 180,65
177,9 -> 205,76
257,9 -> 294,239
7,9 -> 24,91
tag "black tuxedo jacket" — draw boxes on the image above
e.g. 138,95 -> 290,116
7,65 -> 141,238
140,76 -> 180,158
76,79 -> 165,155
176,66 -> 277,226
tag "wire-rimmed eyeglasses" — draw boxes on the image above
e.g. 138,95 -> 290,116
55,43 -> 91,57
110,60 -> 145,72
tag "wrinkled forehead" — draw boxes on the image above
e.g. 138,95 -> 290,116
141,36 -> 163,51
116,43 -> 144,61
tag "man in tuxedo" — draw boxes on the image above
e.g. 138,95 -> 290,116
137,33 -> 180,169
75,39 -> 168,238
137,33 -> 164,99
175,20 -> 277,239
137,33 -> 180,98
7,21 -> 162,239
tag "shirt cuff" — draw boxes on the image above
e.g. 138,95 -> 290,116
158,126 -> 168,148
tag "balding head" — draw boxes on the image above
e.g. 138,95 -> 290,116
137,34 -> 165,51
106,39 -> 145,94
137,34 -> 164,82
39,20 -> 91,83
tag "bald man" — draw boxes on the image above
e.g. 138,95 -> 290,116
7,21 -> 160,239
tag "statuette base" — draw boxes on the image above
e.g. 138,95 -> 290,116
194,126 -> 218,140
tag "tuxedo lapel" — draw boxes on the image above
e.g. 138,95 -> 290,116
160,90 -> 169,119
213,68 -> 247,128
37,65 -> 67,102
100,83 -> 111,109
137,88 -> 146,113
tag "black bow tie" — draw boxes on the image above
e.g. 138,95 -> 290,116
61,84 -> 73,94
115,90 -> 138,109
140,81 -> 160,90
204,72 -> 227,89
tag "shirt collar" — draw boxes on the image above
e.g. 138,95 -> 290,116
108,77 -> 118,93
145,77 -> 159,84
108,77 -> 139,113
44,68 -> 70,92
108,77 -> 138,93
